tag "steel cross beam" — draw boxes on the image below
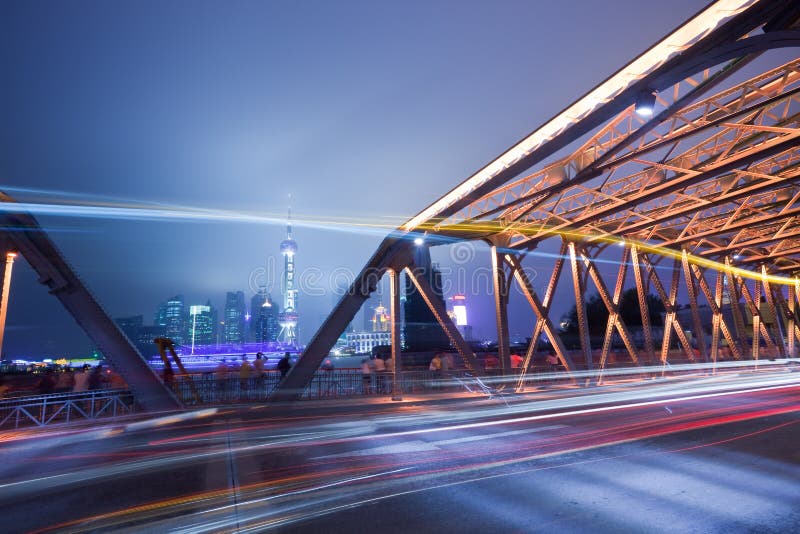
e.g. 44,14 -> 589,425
642,255 -> 695,365
504,253 -> 575,380
761,264 -> 787,358
510,130 -> 800,252
689,263 -> 743,360
580,247 -> 640,372
773,278 -> 800,356
513,243 -> 572,387
596,247 -> 631,383
725,256 -> 751,350
735,275 -> 777,357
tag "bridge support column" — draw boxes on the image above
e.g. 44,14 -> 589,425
568,242 -> 592,371
389,268 -> 403,401
726,257 -> 750,354
491,245 -> 512,374
631,245 -> 655,365
0,250 -> 17,359
761,264 -> 786,358
683,250 -> 708,362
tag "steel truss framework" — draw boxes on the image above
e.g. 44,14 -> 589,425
272,0 -> 800,401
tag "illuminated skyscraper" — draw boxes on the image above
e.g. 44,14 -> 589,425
449,294 -> 473,341
188,301 -> 215,353
278,204 -> 298,345
223,291 -> 246,344
161,295 -> 185,346
251,289 -> 280,343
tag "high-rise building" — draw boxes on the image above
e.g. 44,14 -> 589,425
188,301 -> 215,353
251,289 -> 280,343
278,205 -> 299,345
403,246 -> 450,351
371,301 -> 390,332
154,303 -> 168,329
162,295 -> 186,345
223,291 -> 246,344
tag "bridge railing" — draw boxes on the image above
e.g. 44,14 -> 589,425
0,389 -> 136,430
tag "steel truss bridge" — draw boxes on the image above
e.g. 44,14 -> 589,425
2,0 -> 799,410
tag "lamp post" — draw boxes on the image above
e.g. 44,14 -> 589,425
0,251 -> 18,359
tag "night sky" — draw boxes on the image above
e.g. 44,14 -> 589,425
0,0 -> 708,357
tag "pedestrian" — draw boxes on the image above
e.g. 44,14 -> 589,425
443,353 -> 455,371
240,354 -> 252,398
429,353 -> 442,375
484,354 -> 500,375
360,358 -> 372,394
429,353 -> 443,390
278,352 -> 292,379
254,352 -> 266,377
215,358 -> 229,401
73,365 -> 91,392
0,375 -> 9,399
384,355 -> 394,394
372,355 -> 386,393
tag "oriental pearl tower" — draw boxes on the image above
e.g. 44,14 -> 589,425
278,201 -> 298,345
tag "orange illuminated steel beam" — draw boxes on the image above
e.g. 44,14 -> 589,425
0,251 -> 18,360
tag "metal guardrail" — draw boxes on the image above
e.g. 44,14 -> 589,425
168,369 -> 493,404
0,388 -> 136,430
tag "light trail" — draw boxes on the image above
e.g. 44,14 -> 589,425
4,185 -> 797,285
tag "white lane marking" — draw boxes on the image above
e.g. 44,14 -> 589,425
311,425 -> 566,459
124,408 -> 218,432
432,425 -> 566,446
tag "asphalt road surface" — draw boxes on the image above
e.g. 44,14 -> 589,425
1,368 -> 798,533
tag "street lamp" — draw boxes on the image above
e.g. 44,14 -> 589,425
635,91 -> 657,117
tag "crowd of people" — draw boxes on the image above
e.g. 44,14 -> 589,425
0,363 -> 127,399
